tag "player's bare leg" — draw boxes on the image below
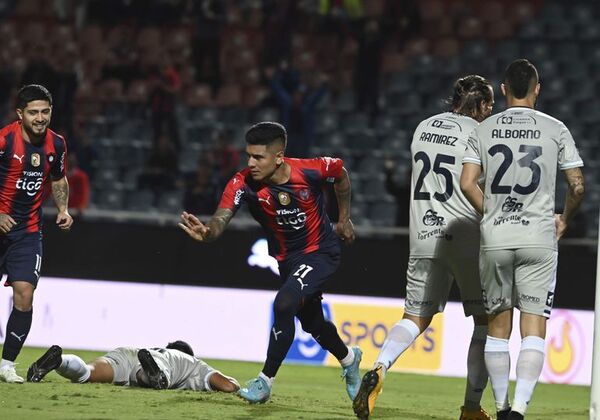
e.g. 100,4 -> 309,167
460,315 -> 491,420
0,281 -> 34,383
86,359 -> 116,383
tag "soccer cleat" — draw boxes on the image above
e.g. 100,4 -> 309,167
352,366 -> 383,420
27,345 -> 63,382
0,364 -> 24,383
238,376 -> 271,404
459,405 -> 492,420
137,349 -> 169,390
341,346 -> 363,400
496,409 -> 511,420
507,412 -> 524,420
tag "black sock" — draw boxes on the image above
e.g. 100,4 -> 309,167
2,307 -> 33,361
262,288 -> 301,378
313,320 -> 348,360
298,296 -> 348,360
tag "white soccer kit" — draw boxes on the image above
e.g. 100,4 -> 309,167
463,106 -> 583,315
101,347 -> 217,390
406,112 -> 484,317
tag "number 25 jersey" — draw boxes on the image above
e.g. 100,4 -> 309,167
463,107 -> 583,251
409,112 -> 481,258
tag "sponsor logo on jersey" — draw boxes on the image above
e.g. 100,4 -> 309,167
278,192 -> 291,205
501,196 -> 524,212
16,177 -> 43,196
233,189 -> 244,205
429,118 -> 459,131
276,207 -> 306,230
417,228 -> 452,241
493,214 -> 530,226
31,153 -> 41,167
496,114 -> 537,125
422,209 -> 445,226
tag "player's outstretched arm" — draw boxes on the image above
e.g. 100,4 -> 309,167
179,208 -> 234,242
208,372 -> 240,393
460,163 -> 484,215
556,167 -> 585,240
52,177 -> 73,230
334,167 -> 355,245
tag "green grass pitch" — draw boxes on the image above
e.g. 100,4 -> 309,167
0,346 -> 590,419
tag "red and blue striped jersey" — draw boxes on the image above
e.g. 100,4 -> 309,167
0,121 -> 67,238
219,157 -> 343,261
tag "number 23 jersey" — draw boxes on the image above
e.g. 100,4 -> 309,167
463,107 -> 583,251
409,112 -> 481,258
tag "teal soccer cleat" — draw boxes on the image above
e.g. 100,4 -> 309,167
341,346 -> 363,400
238,376 -> 271,403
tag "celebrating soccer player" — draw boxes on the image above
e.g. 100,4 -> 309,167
353,75 -> 495,420
460,59 -> 585,419
0,84 -> 73,383
179,121 -> 362,403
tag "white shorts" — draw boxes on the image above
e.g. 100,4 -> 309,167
405,256 -> 486,318
480,248 -> 557,317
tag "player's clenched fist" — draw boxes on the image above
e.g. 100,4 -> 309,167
0,213 -> 16,233
179,211 -> 211,242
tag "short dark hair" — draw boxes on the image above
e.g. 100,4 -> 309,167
449,75 -> 492,121
16,84 -> 53,109
166,340 -> 194,357
245,121 -> 287,149
504,59 -> 538,99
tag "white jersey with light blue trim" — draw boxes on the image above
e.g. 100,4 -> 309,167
409,112 -> 481,258
463,107 -> 583,251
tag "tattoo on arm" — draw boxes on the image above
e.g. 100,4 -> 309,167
563,168 -> 585,222
52,178 -> 69,212
207,208 -> 234,241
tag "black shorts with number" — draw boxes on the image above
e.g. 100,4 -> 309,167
278,247 -> 341,298
0,231 -> 43,287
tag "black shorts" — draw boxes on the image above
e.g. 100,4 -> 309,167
278,248 -> 341,297
0,232 -> 43,287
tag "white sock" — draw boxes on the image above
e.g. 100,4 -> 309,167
339,346 -> 355,367
258,372 -> 274,388
484,336 -> 510,411
56,354 -> 91,383
0,359 -> 15,369
513,336 -> 545,415
375,318 -> 420,371
464,325 -> 488,410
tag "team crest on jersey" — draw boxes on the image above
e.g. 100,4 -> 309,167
278,192 -> 291,205
299,189 -> 309,200
31,153 -> 41,167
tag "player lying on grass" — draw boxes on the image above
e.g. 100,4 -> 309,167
26,340 -> 239,392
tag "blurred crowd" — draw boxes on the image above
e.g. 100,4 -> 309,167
0,0 -> 549,226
